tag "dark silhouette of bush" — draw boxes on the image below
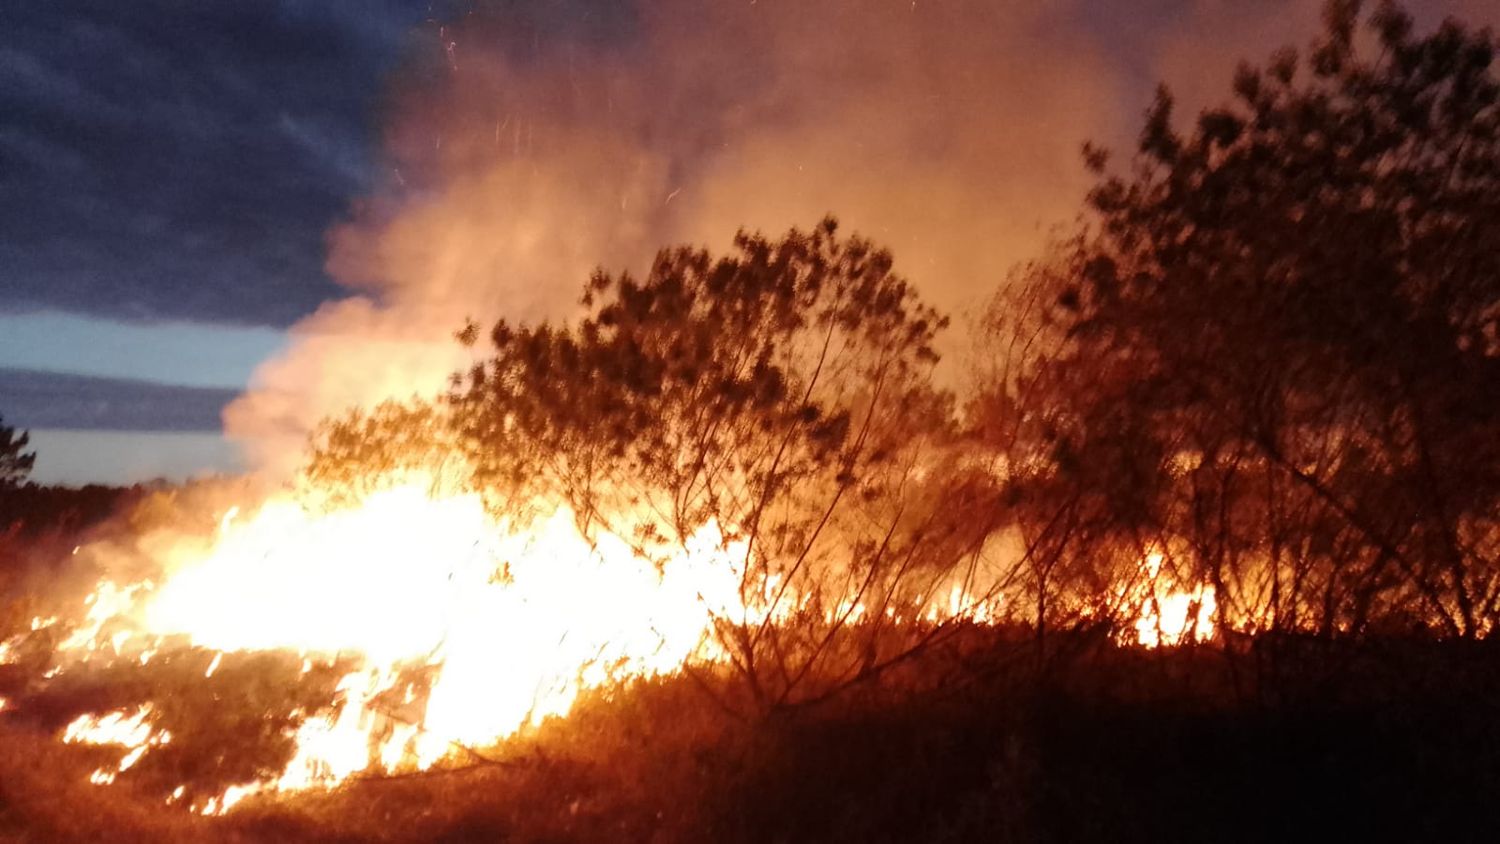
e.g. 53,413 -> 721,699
975,0 -> 1500,643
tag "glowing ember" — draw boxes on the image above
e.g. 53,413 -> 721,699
63,705 -> 158,747
63,705 -> 173,787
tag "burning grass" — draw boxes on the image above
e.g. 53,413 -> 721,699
0,222 -> 1253,821
6,632 -> 1500,842
0,458 -> 1481,842
0,476 -> 1029,813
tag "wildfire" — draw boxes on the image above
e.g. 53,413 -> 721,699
25,480 -> 1218,812
1127,553 -> 1217,648
45,480 -> 761,809
63,704 -> 172,786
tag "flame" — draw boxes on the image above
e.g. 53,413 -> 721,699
1127,553 -> 1217,648
52,481 -> 760,806
37,481 -> 1213,810
63,705 -> 173,786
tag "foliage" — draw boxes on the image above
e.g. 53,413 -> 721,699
10,2 -> 1500,840
447,217 -> 1014,710
304,401 -> 462,505
311,219 -> 1016,711
980,0 -> 1500,639
0,415 -> 35,490
0,482 -> 141,536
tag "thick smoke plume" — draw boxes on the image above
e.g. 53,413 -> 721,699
223,0 -> 1493,474
223,0 -> 1121,473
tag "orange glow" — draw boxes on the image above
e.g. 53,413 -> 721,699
38,480 -> 1213,810
51,479 -> 764,807
63,705 -> 172,787
1127,553 -> 1217,648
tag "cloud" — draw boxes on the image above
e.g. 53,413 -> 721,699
0,1 -> 433,327
0,368 -> 237,432
0,312 -> 285,390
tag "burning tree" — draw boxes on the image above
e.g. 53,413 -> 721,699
315,218 -> 1011,713
978,0 -> 1500,642
451,217 -> 1011,710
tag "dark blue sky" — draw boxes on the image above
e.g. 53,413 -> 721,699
0,1 -> 435,327
0,1 -> 448,482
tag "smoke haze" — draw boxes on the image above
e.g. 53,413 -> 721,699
224,0 -> 1499,474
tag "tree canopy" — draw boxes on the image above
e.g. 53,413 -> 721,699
312,0 -> 1500,662
313,219 -> 1012,710
980,0 -> 1500,639
0,415 -> 36,489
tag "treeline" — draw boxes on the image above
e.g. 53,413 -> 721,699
973,0 -> 1500,641
306,2 -> 1500,709
0,484 -> 147,538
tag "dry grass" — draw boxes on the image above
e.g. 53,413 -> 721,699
0,723 -> 217,843
4,638 -> 1500,842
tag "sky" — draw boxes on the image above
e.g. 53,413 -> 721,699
1,1 -> 435,483
2,0 -> 1497,485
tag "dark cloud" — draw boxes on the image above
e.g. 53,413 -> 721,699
0,1 -> 437,327
0,368 -> 236,431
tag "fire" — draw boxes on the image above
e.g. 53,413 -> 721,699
62,704 -> 172,786
48,480 -> 757,808
30,480 -> 1217,812
1127,553 -> 1217,648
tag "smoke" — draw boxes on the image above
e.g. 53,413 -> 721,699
224,0 -> 1500,475
223,0 -> 1126,473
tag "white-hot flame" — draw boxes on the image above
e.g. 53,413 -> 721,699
63,705 -> 173,788
45,484 -> 1212,811
55,482 -> 761,805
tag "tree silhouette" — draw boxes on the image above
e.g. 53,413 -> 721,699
313,219 -> 1015,712
455,218 -> 1017,710
980,0 -> 1500,641
0,415 -> 35,489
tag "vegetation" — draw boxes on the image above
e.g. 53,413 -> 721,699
5,0 -> 1500,840
7,639 -> 1500,842
0,417 -> 34,490
976,0 -> 1500,645
316,219 -> 1013,713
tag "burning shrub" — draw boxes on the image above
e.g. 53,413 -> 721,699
975,2 -> 1500,644
416,217 -> 1015,711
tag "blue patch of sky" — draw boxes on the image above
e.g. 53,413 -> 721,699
0,311 -> 286,390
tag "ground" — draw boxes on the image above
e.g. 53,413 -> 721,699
3,634 -> 1499,843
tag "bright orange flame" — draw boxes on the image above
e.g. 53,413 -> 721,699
1127,553 -> 1217,648
41,482 -> 1212,810
54,481 -> 763,806
63,704 -> 172,786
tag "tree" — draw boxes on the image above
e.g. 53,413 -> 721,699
0,415 -> 35,489
315,219 -> 1016,712
981,0 -> 1500,641
460,218 -> 1022,710
303,400 -> 463,506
